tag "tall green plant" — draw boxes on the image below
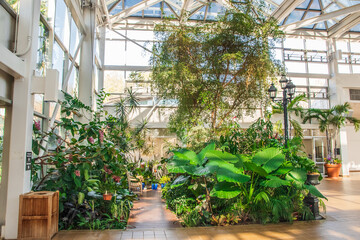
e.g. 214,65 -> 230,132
152,5 -> 283,137
272,94 -> 307,139
302,102 -> 360,162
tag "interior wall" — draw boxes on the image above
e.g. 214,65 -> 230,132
0,68 -> 13,101
346,125 -> 360,171
0,3 -> 16,50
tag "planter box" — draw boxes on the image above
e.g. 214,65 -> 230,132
18,191 -> 59,240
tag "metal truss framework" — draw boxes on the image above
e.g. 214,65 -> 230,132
96,0 -> 360,39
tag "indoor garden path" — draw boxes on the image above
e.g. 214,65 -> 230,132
53,173 -> 360,240
126,189 -> 182,229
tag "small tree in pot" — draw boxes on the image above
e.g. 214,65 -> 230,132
303,102 -> 360,178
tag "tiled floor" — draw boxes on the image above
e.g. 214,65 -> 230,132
53,173 -> 360,240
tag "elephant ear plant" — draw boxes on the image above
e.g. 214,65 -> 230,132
164,144 -> 327,226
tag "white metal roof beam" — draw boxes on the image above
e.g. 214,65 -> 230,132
216,0 -> 235,10
64,0 -> 87,35
100,0 -> 111,26
328,13 -> 360,39
271,0 -> 305,22
164,0 -> 182,11
281,4 -> 360,32
111,0 -> 163,23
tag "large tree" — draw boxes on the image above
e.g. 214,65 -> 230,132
151,3 -> 283,139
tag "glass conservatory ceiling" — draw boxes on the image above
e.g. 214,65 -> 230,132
99,0 -> 360,38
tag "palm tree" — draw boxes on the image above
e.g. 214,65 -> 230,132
302,102 -> 360,162
272,94 -> 307,139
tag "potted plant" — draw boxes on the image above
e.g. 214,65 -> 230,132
303,102 -> 360,178
324,157 -> 342,178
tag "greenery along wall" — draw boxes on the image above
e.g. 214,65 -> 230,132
31,90 -> 147,230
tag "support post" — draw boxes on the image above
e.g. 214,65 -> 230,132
4,0 -> 41,239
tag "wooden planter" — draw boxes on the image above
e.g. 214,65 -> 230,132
18,191 -> 59,240
325,163 -> 342,178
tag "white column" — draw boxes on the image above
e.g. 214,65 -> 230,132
340,127 -> 350,176
78,5 -> 96,110
98,27 -> 106,91
4,0 -> 40,239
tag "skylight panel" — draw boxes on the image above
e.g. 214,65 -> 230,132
350,24 -> 360,32
315,22 -> 326,30
125,0 -> 142,9
321,0 -> 333,8
285,10 -> 305,24
143,3 -> 162,18
303,11 -> 321,20
327,19 -> 336,28
189,6 -> 207,20
297,0 -> 311,9
324,3 -> 341,13
309,0 -> 321,10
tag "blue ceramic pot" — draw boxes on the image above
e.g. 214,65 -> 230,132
142,182 -> 145,189
161,183 -> 165,188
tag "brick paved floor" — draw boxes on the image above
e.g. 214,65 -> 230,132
53,173 -> 360,240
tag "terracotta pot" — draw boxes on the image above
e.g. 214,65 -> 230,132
103,193 -> 113,201
325,163 -> 342,178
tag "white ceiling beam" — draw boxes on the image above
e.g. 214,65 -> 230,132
271,0 -> 305,22
164,0 -> 182,11
216,0 -> 235,10
111,0 -> 163,23
281,4 -> 360,32
100,0 -> 111,26
265,0 -> 279,7
188,1 -> 205,12
328,13 -> 360,39
64,0 -> 87,35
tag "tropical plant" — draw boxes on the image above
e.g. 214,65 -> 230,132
151,5 -> 283,139
31,90 -> 144,230
272,94 -> 307,139
220,117 -> 282,155
164,143 -> 326,226
302,102 -> 360,163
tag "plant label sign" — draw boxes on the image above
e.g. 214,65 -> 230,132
26,152 -> 32,171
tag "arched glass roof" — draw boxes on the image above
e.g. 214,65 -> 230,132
98,0 -> 360,38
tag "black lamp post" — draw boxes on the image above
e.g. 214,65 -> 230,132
268,74 -> 296,147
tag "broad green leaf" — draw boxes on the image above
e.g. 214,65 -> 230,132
205,150 -> 238,163
243,162 -> 268,177
262,176 -> 291,188
210,182 -> 241,199
173,150 -> 200,165
166,159 -> 190,173
193,166 -> 211,176
273,167 -> 293,175
171,175 -> 190,188
234,154 -> 248,168
287,168 -> 307,183
216,165 -> 250,183
305,184 -> 327,200
74,177 -> 81,188
252,148 -> 285,173
198,143 -> 216,163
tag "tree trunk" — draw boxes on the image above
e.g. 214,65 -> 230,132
326,128 -> 331,159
